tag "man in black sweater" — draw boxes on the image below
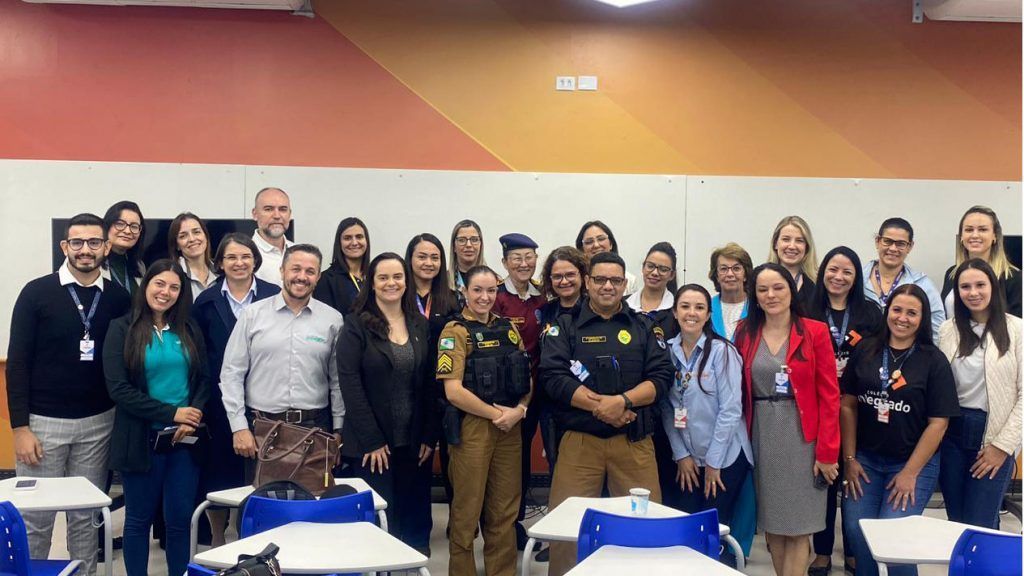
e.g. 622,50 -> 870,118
6,213 -> 131,575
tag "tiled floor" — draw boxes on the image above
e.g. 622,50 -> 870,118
45,497 -> 1021,576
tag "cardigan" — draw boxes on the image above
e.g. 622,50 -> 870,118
938,315 -> 1022,456
735,317 -> 841,463
335,312 -> 438,458
940,266 -> 1022,319
103,315 -> 210,473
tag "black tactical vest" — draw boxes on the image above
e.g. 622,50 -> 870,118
458,317 -> 531,406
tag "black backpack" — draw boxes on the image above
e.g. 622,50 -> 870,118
235,481 -> 314,536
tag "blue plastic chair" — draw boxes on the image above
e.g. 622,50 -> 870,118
948,529 -> 1022,576
0,501 -> 82,576
186,564 -> 216,576
238,490 -> 376,538
576,507 -> 721,563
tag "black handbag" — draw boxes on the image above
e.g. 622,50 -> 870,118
215,543 -> 281,576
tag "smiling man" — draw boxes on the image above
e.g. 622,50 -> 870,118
6,213 -> 131,575
219,244 -> 344,476
251,187 -> 294,287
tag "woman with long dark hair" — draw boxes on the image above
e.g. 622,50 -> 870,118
840,285 -> 959,576
807,247 -> 882,576
661,283 -> 751,565
102,201 -> 146,296
103,259 -> 209,576
734,263 -> 839,576
168,212 -> 216,301
574,220 -> 639,294
314,216 -> 370,315
448,220 -> 486,294
626,242 -> 679,339
938,259 -> 1021,529
336,253 -> 436,554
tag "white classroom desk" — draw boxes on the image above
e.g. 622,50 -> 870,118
0,477 -> 114,576
860,515 -> 1008,576
521,496 -> 744,576
189,478 -> 387,559
566,545 -> 743,576
194,521 -> 429,575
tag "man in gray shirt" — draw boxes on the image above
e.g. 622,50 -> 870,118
220,244 -> 344,461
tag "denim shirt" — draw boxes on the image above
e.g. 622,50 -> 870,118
660,333 -> 753,469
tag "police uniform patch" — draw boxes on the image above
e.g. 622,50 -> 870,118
582,336 -> 607,344
437,353 -> 454,374
439,337 -> 456,351
657,338 -> 666,349
653,326 -> 665,340
475,332 -> 484,342
548,326 -> 560,337
478,340 -> 500,349
618,330 -> 632,345
508,330 -> 520,344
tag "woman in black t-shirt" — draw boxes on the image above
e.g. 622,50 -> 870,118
808,246 -> 882,576
839,284 -> 959,576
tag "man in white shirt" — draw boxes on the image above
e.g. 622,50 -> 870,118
220,244 -> 344,469
251,187 -> 294,286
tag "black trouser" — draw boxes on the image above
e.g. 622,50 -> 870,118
813,458 -> 850,558
516,395 -> 543,526
653,427 -> 682,510
346,445 -> 433,552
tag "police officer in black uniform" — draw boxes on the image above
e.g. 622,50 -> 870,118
539,251 -> 674,576
436,265 -> 532,576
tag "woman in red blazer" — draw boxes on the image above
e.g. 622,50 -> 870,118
734,262 -> 840,576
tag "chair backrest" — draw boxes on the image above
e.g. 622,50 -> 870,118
0,501 -> 32,576
576,508 -> 720,563
238,490 -> 376,538
186,563 -> 216,576
949,529 -> 1023,576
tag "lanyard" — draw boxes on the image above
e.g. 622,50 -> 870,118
874,265 -> 905,306
67,286 -> 100,338
671,344 -> 702,389
827,308 -> 850,349
110,259 -> 132,294
416,292 -> 432,318
880,344 -> 915,389
348,272 -> 363,293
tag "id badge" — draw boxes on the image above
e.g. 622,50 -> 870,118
80,338 -> 95,362
674,407 -> 688,429
774,371 -> 790,395
836,356 -> 849,379
877,404 -> 890,424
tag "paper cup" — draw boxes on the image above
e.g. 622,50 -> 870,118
629,487 -> 651,515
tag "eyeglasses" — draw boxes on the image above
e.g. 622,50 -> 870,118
551,272 -> 579,283
717,264 -> 744,276
507,255 -> 537,266
67,238 -> 105,251
223,254 -> 254,264
877,236 -> 911,251
455,236 -> 481,246
643,261 -> 673,275
113,220 -> 142,234
582,235 -> 609,247
591,276 -> 626,287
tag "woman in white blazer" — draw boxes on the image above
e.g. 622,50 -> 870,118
938,259 -> 1022,529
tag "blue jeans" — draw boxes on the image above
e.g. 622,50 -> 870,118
842,449 -> 940,576
122,446 -> 199,576
939,408 -> 1014,529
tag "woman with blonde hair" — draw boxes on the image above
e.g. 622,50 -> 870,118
940,206 -> 1021,318
767,215 -> 819,312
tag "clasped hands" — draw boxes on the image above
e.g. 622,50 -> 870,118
586,390 -> 635,427
492,404 -> 526,432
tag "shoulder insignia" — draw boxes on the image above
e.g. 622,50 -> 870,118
617,329 -> 632,345
535,309 -> 543,323
653,326 -> 665,340
548,325 -> 561,337
437,353 -> 454,374
439,337 -> 456,351
508,329 -> 520,344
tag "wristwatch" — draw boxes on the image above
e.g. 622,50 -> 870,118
620,393 -> 634,411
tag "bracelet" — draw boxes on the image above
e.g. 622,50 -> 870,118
844,455 -> 856,461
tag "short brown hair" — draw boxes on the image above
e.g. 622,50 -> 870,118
708,242 -> 753,293
540,246 -> 589,299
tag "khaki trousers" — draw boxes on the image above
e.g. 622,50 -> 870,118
448,414 -> 523,576
547,430 -> 661,576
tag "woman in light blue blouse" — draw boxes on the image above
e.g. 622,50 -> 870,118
661,283 -> 753,564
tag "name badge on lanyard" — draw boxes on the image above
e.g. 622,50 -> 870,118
877,403 -> 890,424
674,407 -> 688,429
68,286 -> 100,362
775,365 -> 792,396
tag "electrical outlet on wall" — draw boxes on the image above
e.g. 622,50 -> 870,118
555,76 -> 576,91
577,76 -> 598,90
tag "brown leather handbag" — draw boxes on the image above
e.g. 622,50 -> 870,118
252,417 -> 340,496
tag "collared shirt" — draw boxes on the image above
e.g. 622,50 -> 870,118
625,289 -> 673,314
501,277 -> 542,300
862,260 -> 945,341
661,333 -> 752,469
179,257 -> 218,302
58,263 -> 105,291
252,231 -> 294,287
221,278 -> 257,318
220,293 -> 344,432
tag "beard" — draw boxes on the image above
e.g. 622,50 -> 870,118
69,253 -> 102,274
283,278 -> 312,301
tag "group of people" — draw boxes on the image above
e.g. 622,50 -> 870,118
6,186 -> 1020,576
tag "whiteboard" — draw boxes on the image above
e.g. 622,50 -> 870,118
1,158 -> 1020,354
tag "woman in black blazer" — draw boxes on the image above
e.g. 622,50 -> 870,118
191,233 -> 280,545
336,252 -> 437,555
103,259 -> 209,576
314,217 -> 370,315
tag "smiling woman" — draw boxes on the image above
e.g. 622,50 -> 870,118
313,217 -> 371,316
168,212 -> 216,301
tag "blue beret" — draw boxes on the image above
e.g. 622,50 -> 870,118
499,233 -> 538,255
